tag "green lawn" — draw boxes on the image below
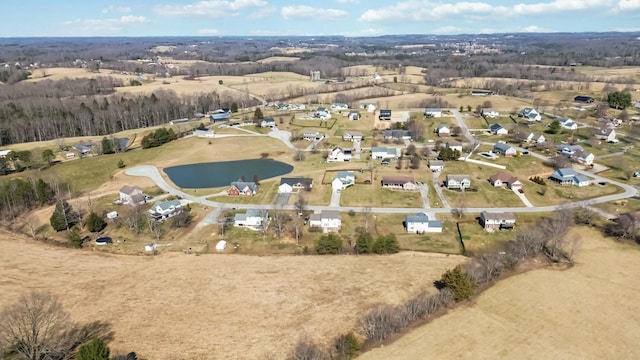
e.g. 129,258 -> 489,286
525,181 -> 624,207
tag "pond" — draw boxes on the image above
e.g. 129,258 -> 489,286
164,159 -> 294,189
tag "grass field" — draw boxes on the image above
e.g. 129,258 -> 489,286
340,186 -> 424,208
360,227 -> 640,360
0,230 -> 465,360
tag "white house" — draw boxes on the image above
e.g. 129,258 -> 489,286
278,177 -> 314,193
425,108 -> 442,118
327,147 -> 352,162
520,131 -> 545,144
573,150 -> 595,166
315,107 -> 331,120
381,176 -> 417,190
405,213 -> 443,233
384,130 -> 412,140
234,209 -> 268,229
519,108 -> 542,121
371,146 -> 399,160
558,117 -> 578,130
331,103 -> 349,111
343,131 -> 363,142
260,117 -> 276,128
331,171 -> 355,190
445,175 -> 471,190
303,131 -> 324,141
492,143 -> 517,157
446,141 -> 463,153
482,109 -> 499,118
489,172 -> 522,190
489,123 -> 508,135
194,127 -> 215,138
348,111 -> 361,121
119,185 -> 145,206
428,159 -> 444,172
480,211 -> 516,231
149,199 -> 182,217
360,103 -> 377,112
0,149 -> 12,158
308,210 -> 341,233
435,124 -> 450,137
595,128 -> 617,143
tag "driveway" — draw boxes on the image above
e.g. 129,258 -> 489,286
267,127 -> 296,150
330,188 -> 341,207
513,188 -> 534,207
452,110 -> 475,144
418,183 -> 430,208
275,192 -> 291,206
431,171 -> 450,208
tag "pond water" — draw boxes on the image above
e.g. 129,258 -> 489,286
164,159 -> 293,189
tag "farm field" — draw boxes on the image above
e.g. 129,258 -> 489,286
361,227 -> 640,360
0,230 -> 465,360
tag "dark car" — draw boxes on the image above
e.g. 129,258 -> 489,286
95,236 -> 113,245
518,188 -> 524,194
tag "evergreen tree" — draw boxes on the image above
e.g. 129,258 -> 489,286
68,226 -> 83,248
547,120 -> 561,134
35,178 -> 55,205
315,233 -> 342,254
355,232 -> 374,254
254,107 -> 264,120
76,338 -> 110,360
607,91 -> 632,109
439,265 -> 476,301
86,212 -> 107,233
41,149 -> 55,165
50,199 -> 78,231
101,137 -> 114,154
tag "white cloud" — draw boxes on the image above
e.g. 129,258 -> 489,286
340,28 -> 384,36
432,26 -> 462,35
617,0 -> 640,10
62,15 -> 148,34
336,0 -> 359,3
155,0 -> 268,17
197,28 -> 220,34
281,5 -> 348,20
517,25 -> 554,32
247,6 -> 276,19
358,0 -> 614,22
101,5 -> 132,14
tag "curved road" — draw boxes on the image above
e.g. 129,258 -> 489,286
125,160 -> 638,224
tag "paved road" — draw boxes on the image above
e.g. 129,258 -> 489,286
330,188 -> 341,207
452,110 -> 476,144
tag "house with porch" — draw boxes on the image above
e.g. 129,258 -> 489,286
445,174 -> 471,190
573,149 -> 595,166
480,211 -> 516,231
149,199 -> 182,218
343,131 -> 363,142
228,180 -> 258,195
327,147 -> 352,162
309,210 -> 342,233
549,168 -> 590,187
360,103 -> 377,112
348,111 -> 361,121
384,130 -> 412,140
381,176 -> 417,190
424,108 -> 442,118
331,171 -> 355,190
315,107 -> 331,120
303,131 -> 324,141
446,141 -> 463,153
331,103 -> 349,111
482,109 -> 499,118
405,213 -> 443,233
260,117 -> 276,128
558,117 -> 578,130
595,128 -> 617,143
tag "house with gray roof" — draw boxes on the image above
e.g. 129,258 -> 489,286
492,143 -> 517,157
309,210 -> 341,233
234,209 -> 268,229
549,168 -> 590,187
405,213 -> 442,233
480,211 -> 516,231
445,174 -> 471,190
149,199 -> 182,218
228,180 -> 258,196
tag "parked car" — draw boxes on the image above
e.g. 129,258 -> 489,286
634,171 -> 640,178
518,188 -> 524,194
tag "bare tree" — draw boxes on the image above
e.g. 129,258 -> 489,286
147,215 -> 163,241
124,204 -> 144,234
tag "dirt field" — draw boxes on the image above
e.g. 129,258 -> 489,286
0,230 -> 464,359
361,227 -> 640,360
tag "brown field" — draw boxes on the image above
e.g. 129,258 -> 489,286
256,56 -> 300,64
0,230 -> 465,360
361,227 -> 640,360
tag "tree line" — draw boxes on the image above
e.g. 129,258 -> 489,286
0,86 -> 258,145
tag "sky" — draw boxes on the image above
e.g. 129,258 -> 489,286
2,0 -> 640,37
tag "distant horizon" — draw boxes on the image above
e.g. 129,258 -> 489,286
2,1 -> 640,37
1,30 -> 640,40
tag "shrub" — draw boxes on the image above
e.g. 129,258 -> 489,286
50,199 -> 79,231
76,338 -> 110,360
141,128 -> 177,149
315,233 -> 342,254
355,232 -> 374,254
170,211 -> 192,228
86,212 -> 107,233
372,234 -> 400,254
439,265 -> 476,301
333,332 -> 361,360
68,226 -> 83,248
287,336 -> 328,360
117,159 -> 126,168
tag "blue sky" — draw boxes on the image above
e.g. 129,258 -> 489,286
2,0 -> 640,37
